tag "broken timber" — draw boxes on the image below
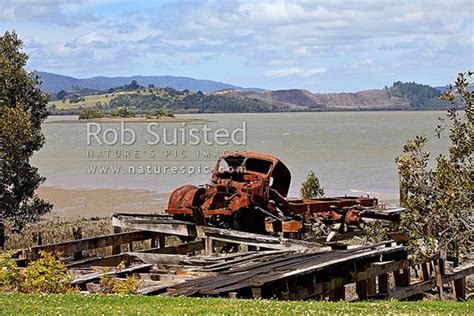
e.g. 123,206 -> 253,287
112,213 -> 331,252
11,212 -> 472,302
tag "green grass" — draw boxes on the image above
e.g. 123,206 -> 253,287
49,90 -> 133,110
0,294 -> 472,315
49,88 -> 186,110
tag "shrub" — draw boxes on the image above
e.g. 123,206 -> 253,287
99,261 -> 141,294
396,72 -> 473,264
146,108 -> 175,119
0,250 -> 22,292
78,108 -> 105,120
1,250 -> 76,294
21,251 -> 76,293
300,171 -> 325,199
115,108 -> 135,118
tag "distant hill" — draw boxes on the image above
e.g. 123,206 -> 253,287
37,71 -> 263,93
45,73 -> 455,114
219,81 -> 452,111
48,86 -> 274,114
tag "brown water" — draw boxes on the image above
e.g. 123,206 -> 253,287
34,111 -> 449,200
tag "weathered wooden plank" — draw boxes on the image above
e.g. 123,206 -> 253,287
307,230 -> 364,243
139,283 -> 179,295
191,246 -> 406,297
201,226 -> 330,252
254,245 -> 406,285
389,262 -> 474,300
141,240 -> 206,255
112,216 -> 196,237
112,226 -> 122,255
453,277 -> 466,301
23,230 -> 157,259
352,259 -> 411,282
72,263 -> 152,285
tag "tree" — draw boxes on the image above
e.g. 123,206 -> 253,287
0,31 -> 52,230
300,171 -> 325,199
396,71 -> 473,264
56,90 -> 67,100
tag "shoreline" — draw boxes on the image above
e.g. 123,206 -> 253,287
37,186 -> 399,219
37,186 -> 169,219
46,117 -> 210,124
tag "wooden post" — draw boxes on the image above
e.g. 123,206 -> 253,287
159,234 -> 166,248
367,277 -> 376,296
205,237 -> 213,255
328,286 -> 345,301
421,263 -> 430,281
453,277 -> 466,301
394,268 -> 410,287
356,280 -> 368,300
251,287 -> 262,298
378,274 -> 389,294
434,259 -> 444,300
34,232 -> 43,246
150,237 -> 157,249
112,226 -> 121,255
0,222 -> 4,250
72,227 -> 83,260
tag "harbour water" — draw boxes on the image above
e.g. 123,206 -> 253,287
35,111 -> 449,201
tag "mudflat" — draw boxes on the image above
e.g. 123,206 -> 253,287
37,186 -> 169,218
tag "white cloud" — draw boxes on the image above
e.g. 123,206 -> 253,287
264,67 -> 327,78
0,0 -> 89,26
4,0 -> 471,89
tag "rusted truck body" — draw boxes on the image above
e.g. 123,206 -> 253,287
166,151 -> 385,235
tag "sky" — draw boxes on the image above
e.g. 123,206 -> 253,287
1,0 -> 473,92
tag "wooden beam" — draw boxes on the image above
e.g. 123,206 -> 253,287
434,259 -> 443,299
352,259 -> 411,282
113,213 -> 329,252
453,277 -> 466,301
356,280 -> 368,300
72,263 -> 152,286
201,226 -> 330,252
72,227 -> 83,260
112,226 -> 122,255
257,245 -> 406,285
251,287 -> 262,298
142,240 -> 206,255
112,215 -> 196,237
328,286 -> 345,301
389,262 -> 474,300
23,230 -> 157,260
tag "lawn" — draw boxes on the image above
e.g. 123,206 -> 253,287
0,294 -> 472,315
